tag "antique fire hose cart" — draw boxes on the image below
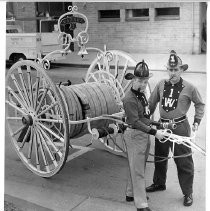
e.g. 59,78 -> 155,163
6,6 -> 205,178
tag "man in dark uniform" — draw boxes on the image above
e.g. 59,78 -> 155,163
146,50 -> 205,206
123,60 -> 165,211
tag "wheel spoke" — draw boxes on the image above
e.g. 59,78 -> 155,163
12,125 -> 25,137
6,100 -> 27,115
10,74 -> 29,108
97,62 -> 102,71
35,87 -> 49,113
37,102 -> 58,118
19,125 -> 31,149
89,73 -> 98,82
18,67 -> 31,107
27,66 -> 34,107
105,58 -> 109,72
114,55 -> 119,78
34,127 -> 50,172
119,59 -> 129,84
123,80 -> 132,93
101,74 -> 107,82
44,113 -> 63,120
7,117 -> 22,120
27,127 -> 34,162
37,122 -> 64,142
35,126 -> 58,168
33,127 -> 40,170
7,86 -> 28,111
36,124 -> 63,157
52,124 -> 64,139
34,71 -> 41,110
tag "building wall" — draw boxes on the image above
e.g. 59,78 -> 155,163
73,2 -> 204,54
7,2 -> 206,54
199,2 -> 207,52
12,2 -> 36,33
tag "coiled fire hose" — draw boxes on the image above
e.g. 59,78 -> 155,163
58,82 -> 121,139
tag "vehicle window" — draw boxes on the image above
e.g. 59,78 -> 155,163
40,20 -> 58,33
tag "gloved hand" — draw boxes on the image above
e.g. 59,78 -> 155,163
155,130 -> 166,140
192,122 -> 199,132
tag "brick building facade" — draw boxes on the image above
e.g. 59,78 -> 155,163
6,2 -> 207,54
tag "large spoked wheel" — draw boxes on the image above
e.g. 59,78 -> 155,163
5,60 -> 69,177
85,50 -> 151,156
86,50 -> 137,95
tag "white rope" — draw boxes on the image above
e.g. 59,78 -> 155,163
159,129 -> 206,156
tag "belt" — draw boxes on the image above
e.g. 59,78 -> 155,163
160,115 -> 186,124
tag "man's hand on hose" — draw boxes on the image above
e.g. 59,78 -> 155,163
192,122 -> 199,132
155,130 -> 166,140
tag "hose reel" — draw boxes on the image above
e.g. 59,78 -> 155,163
58,82 -> 121,138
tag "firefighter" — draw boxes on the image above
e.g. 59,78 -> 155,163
123,60 -> 165,211
146,50 -> 205,206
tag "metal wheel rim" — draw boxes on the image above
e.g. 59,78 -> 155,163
5,60 -> 69,177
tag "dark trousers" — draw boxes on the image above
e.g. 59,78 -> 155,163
153,119 -> 194,195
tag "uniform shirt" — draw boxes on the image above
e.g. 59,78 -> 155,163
149,77 -> 205,124
122,88 -> 156,135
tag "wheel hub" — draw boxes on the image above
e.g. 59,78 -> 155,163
22,115 -> 33,126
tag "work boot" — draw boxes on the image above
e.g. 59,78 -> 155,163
137,207 -> 152,211
146,184 -> 166,192
126,196 -> 149,202
126,196 -> 134,202
183,194 -> 193,206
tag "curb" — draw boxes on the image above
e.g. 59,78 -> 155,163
5,194 -> 53,211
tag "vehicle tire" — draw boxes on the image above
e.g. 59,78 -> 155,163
13,54 -> 26,63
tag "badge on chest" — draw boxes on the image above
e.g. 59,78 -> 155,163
161,79 -> 184,112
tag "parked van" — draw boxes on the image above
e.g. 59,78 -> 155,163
6,18 -> 63,65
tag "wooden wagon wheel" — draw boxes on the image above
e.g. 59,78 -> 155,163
85,50 -> 151,156
5,60 -> 69,177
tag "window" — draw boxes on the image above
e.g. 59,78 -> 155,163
155,7 -> 180,20
36,2 -> 71,32
40,20 -> 58,33
6,2 -> 14,19
98,10 -> 120,22
36,2 -> 71,18
126,9 -> 149,21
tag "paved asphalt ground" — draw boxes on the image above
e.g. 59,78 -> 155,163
4,61 -> 207,211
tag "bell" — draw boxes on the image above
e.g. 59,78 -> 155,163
78,45 -> 88,56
